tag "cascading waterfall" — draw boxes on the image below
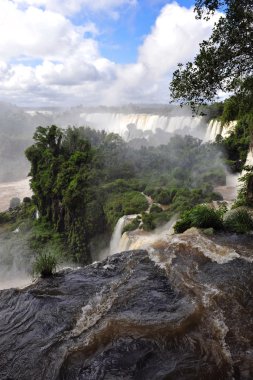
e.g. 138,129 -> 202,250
109,214 -> 139,256
109,215 -> 177,255
109,216 -> 127,256
80,112 -> 206,140
205,120 -> 237,142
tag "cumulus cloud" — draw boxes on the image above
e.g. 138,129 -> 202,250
0,1 -> 220,106
96,3 -> 220,104
0,1 -> 98,60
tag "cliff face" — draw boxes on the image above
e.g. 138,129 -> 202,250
0,230 -> 253,379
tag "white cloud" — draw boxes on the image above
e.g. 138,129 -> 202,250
0,1 -> 220,106
0,1 -> 99,60
98,3 -> 220,104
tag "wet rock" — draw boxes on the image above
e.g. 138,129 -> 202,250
0,233 -> 253,379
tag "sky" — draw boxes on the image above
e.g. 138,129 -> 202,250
0,0 -> 220,107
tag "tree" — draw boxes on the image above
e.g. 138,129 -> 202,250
170,0 -> 253,109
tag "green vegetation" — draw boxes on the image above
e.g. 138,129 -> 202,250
234,166 -> 253,207
170,0 -> 253,109
174,205 -> 223,233
150,204 -> 163,214
103,191 -> 148,228
122,216 -> 141,234
0,211 -> 11,224
33,252 -> 57,278
213,79 -> 253,172
24,126 -> 226,263
174,203 -> 253,235
170,0 -> 253,223
224,208 -> 253,234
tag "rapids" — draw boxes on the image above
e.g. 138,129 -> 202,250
0,228 -> 252,379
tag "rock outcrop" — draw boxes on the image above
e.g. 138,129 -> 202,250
0,230 -> 253,379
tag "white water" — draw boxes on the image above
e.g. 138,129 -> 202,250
109,215 -> 138,256
245,145 -> 253,166
205,120 -> 237,142
121,217 -> 177,252
80,112 -> 206,140
109,216 -> 127,256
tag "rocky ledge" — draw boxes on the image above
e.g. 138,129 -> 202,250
0,229 -> 253,379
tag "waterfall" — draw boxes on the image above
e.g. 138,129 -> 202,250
118,216 -> 177,254
80,112 -> 206,140
245,145 -> 253,166
109,216 -> 128,256
109,214 -> 140,255
205,120 -> 237,141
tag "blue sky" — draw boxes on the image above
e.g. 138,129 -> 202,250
0,0 -> 217,106
71,1 -> 196,63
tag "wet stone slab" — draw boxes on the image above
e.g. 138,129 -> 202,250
0,246 -> 252,380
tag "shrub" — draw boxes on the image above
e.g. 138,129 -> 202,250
142,213 -> 156,231
224,208 -> 253,234
154,190 -> 171,205
0,212 -> 11,224
104,191 -> 148,227
174,205 -> 223,233
23,197 -> 31,204
122,217 -> 141,234
150,204 -> 163,214
174,211 -> 192,233
33,252 -> 57,278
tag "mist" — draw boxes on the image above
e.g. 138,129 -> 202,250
0,101 -> 229,290
0,101 -> 210,183
0,226 -> 33,290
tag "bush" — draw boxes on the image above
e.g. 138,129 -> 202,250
0,212 -> 11,224
33,252 -> 57,278
104,191 -> 148,227
174,211 -> 192,233
154,190 -> 171,205
224,208 -> 253,234
142,213 -> 156,231
23,197 -> 31,204
174,205 -> 223,233
122,217 -> 141,234
150,204 -> 163,214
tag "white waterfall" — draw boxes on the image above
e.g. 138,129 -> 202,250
205,120 -> 237,141
245,145 -> 253,167
109,214 -> 139,255
109,216 -> 128,256
80,112 -> 206,139
119,216 -> 177,253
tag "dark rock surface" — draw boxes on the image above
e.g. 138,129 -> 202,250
0,235 -> 253,379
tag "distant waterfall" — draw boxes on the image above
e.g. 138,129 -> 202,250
80,112 -> 206,139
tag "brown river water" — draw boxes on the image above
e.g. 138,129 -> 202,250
0,178 -> 32,211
